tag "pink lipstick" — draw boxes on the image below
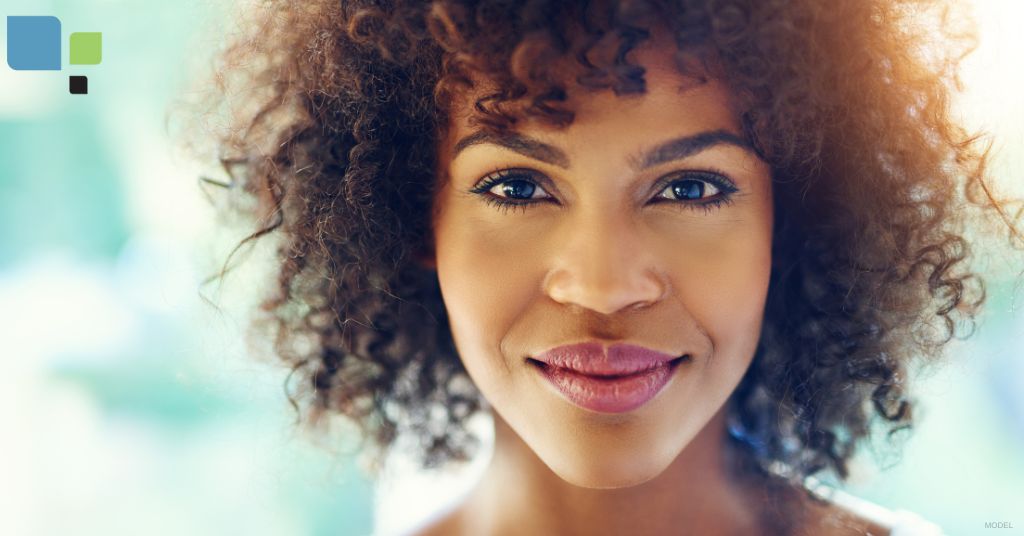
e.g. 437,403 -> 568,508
530,341 -> 687,413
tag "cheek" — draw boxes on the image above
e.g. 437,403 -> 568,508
433,209 -> 537,382
660,210 -> 773,366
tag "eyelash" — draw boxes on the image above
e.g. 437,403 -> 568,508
467,168 -> 740,215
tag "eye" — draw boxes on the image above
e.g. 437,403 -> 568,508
650,171 -> 739,212
657,177 -> 723,201
492,177 -> 550,201
468,169 -> 554,214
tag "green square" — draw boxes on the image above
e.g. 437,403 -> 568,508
69,32 -> 102,65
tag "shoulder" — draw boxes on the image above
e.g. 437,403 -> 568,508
799,479 -> 946,536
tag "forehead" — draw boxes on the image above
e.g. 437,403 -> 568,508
439,41 -> 742,162
440,26 -> 738,133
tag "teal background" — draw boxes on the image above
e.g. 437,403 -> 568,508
1,0 -> 375,535
1,0 -> 1022,535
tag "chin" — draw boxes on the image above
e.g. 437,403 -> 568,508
543,448 -> 673,490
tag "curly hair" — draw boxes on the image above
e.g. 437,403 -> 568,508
185,0 -> 1020,494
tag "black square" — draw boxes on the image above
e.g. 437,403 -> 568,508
69,75 -> 88,95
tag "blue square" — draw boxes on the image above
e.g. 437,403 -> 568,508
7,16 -> 62,71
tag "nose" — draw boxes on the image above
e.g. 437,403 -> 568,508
542,215 -> 669,315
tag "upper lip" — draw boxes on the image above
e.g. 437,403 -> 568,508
531,341 -> 683,376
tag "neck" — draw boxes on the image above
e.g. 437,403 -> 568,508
457,405 -> 769,536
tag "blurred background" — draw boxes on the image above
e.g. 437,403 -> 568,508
0,0 -> 1021,535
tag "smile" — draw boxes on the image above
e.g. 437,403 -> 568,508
529,358 -> 686,413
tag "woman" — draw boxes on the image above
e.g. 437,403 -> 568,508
189,1 -> 1020,534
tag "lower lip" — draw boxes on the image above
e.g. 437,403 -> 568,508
532,358 -> 684,414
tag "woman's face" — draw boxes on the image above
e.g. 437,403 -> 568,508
430,43 -> 774,489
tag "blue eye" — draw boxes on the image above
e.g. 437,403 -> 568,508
649,172 -> 738,212
500,179 -> 540,200
468,169 -> 553,214
659,177 -> 724,201
468,168 -> 737,215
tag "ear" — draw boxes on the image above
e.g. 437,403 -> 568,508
412,238 -> 437,270
414,249 -> 437,270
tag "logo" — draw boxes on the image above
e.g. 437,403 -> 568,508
6,16 -> 102,94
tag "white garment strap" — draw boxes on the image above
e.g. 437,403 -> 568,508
803,475 -> 945,536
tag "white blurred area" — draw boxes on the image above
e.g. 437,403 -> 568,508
0,0 -> 373,534
0,1 -> 1020,536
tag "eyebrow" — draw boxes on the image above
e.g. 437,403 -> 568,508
450,128 -> 759,170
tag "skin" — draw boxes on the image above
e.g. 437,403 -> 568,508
415,37 -> 890,536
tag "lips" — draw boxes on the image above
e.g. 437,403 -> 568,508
531,341 -> 683,376
529,341 -> 688,413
